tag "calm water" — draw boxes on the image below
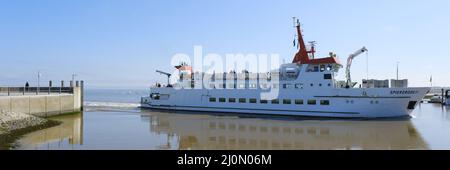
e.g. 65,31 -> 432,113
11,89 -> 450,150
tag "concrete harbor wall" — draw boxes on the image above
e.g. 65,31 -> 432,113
0,81 -> 83,117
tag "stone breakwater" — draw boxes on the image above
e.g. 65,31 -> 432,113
0,110 -> 47,135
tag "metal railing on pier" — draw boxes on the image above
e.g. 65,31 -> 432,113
0,80 -> 81,96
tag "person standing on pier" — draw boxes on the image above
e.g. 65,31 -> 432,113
25,81 -> 29,92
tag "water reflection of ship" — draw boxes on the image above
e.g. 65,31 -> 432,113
18,113 -> 83,149
141,111 -> 428,150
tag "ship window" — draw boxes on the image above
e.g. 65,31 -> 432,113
295,99 -> 304,105
310,83 -> 313,87
260,100 -> 268,104
307,100 -> 316,105
249,84 -> 257,89
320,65 -> 325,72
239,98 -> 246,103
326,65 -> 332,71
249,98 -> 257,103
283,84 -> 287,89
319,83 -> 322,87
219,98 -> 226,102
313,66 -> 319,72
150,93 -> 160,100
320,100 -> 330,105
228,84 -> 235,89
209,97 -> 216,102
271,99 -> 280,104
283,99 -> 292,104
295,84 -> 304,89
229,98 -> 236,103
324,74 -> 332,80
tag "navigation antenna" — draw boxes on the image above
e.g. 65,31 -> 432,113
292,17 -> 298,49
308,41 -> 316,59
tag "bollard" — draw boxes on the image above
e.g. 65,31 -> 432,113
49,80 -> 52,94
60,81 -> 64,94
80,80 -> 84,111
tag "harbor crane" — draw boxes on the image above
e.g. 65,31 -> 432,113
345,47 -> 368,88
156,70 -> 172,86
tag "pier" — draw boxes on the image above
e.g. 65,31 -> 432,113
0,81 -> 84,117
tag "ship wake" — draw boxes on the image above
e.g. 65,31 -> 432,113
84,101 -> 140,112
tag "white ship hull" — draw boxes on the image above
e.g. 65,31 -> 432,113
141,87 -> 429,118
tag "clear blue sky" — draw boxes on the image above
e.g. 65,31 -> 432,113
1,0 -> 449,88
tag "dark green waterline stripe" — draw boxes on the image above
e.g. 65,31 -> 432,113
314,96 -> 411,99
148,105 -> 360,115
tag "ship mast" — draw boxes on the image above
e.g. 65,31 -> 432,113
292,17 -> 314,64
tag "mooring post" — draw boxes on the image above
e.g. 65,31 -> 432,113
60,80 -> 64,94
70,80 -> 74,94
49,80 -> 52,94
80,80 -> 84,111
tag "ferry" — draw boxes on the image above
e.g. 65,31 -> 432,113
141,19 -> 430,118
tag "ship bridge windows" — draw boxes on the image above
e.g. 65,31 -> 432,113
219,98 -> 226,103
249,98 -> 257,103
307,64 -> 335,73
326,65 -> 333,71
314,66 -> 319,72
307,65 -> 316,72
324,74 -> 332,80
320,65 -> 326,72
